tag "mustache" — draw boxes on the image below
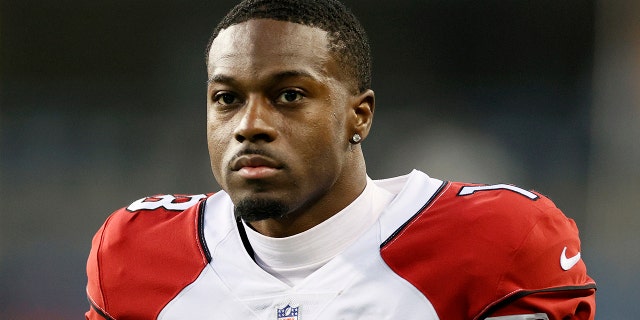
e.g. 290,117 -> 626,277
230,148 -> 286,169
232,148 -> 276,159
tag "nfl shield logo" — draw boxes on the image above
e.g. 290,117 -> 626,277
277,304 -> 299,320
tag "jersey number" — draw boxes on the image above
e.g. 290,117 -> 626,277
458,184 -> 538,200
127,194 -> 207,211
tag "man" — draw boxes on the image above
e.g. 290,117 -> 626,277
85,0 -> 596,319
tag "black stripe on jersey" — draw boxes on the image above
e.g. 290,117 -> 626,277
380,180 -> 448,248
476,283 -> 598,319
236,217 -> 256,262
88,296 -> 115,320
198,200 -> 212,263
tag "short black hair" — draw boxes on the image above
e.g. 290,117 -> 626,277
205,0 -> 371,93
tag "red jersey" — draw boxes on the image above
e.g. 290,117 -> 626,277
86,170 -> 595,319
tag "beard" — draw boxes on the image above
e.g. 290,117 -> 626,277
234,198 -> 289,222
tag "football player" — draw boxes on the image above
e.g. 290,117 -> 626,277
85,0 -> 596,319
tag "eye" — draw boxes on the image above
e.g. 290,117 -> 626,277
213,92 -> 240,105
276,90 -> 304,103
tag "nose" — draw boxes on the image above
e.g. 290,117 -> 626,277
233,97 -> 277,143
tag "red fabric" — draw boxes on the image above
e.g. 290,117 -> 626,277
380,182 -> 596,320
85,196 -> 209,320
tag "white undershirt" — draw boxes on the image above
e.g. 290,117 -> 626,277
243,177 -> 396,287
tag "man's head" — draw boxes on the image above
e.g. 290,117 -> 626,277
206,0 -> 371,93
205,0 -> 374,237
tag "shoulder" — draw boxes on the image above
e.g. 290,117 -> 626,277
377,171 -> 562,246
448,181 -> 566,231
122,193 -> 211,214
86,193 -> 213,319
98,194 -> 211,247
384,181 -> 567,249
91,193 -> 214,266
442,182 -> 585,265
381,181 -> 595,319
395,181 -> 582,267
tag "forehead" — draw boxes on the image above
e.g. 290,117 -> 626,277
207,19 -> 334,78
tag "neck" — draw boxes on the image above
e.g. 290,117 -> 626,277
248,154 -> 367,237
242,177 -> 395,286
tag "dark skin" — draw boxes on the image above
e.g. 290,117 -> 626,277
206,19 -> 375,238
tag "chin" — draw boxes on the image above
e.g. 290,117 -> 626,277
234,197 -> 290,222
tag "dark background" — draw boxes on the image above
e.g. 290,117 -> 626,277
1,0 -> 638,318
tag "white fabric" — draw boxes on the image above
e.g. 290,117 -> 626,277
158,170 -> 444,320
243,177 -> 395,286
375,170 -> 446,242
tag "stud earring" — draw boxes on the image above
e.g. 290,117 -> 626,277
351,133 -> 362,144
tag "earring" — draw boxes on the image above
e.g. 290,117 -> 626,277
351,133 -> 362,144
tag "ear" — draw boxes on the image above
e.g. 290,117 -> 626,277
350,89 -> 375,140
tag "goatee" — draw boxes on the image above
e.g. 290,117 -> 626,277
234,198 -> 289,222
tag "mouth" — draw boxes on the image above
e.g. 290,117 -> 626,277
230,153 -> 283,180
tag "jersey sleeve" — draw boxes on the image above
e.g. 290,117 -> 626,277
478,194 -> 596,319
85,212 -> 118,320
380,182 -> 596,320
85,194 -> 211,319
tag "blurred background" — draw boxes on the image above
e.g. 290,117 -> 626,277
1,0 -> 638,318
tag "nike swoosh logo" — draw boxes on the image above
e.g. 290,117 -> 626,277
560,246 -> 581,271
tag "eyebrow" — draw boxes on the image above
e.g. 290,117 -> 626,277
207,74 -> 236,85
207,70 -> 320,86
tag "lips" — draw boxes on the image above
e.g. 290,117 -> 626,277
231,154 -> 280,170
230,153 -> 282,179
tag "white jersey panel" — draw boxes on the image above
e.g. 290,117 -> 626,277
375,170 -> 444,242
159,177 -> 441,319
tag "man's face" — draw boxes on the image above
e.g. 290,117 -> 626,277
206,19 -> 367,224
